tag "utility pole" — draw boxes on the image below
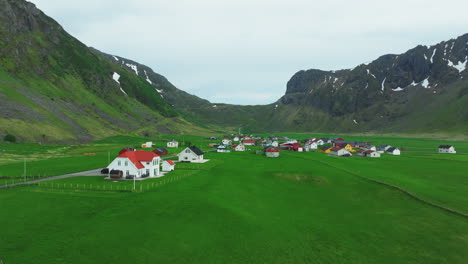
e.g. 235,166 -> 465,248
133,175 -> 136,191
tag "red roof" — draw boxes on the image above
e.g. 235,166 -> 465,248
243,140 -> 255,143
266,147 -> 279,152
165,160 -> 175,165
330,147 -> 343,151
118,150 -> 159,169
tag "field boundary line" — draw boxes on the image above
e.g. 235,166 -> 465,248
293,155 -> 468,219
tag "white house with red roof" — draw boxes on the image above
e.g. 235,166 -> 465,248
243,140 -> 256,146
107,150 -> 161,178
162,160 -> 175,172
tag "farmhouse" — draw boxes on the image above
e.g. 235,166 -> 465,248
153,147 -> 168,156
162,160 -> 175,172
178,146 -> 205,163
265,147 -> 280,158
334,143 -> 355,152
328,147 -> 352,157
386,147 -> 401,156
107,150 -> 161,178
167,140 -> 179,148
439,145 -> 456,154
233,136 -> 240,142
234,144 -> 246,152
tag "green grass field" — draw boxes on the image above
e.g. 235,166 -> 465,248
0,135 -> 467,263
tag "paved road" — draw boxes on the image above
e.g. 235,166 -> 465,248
0,169 -> 102,189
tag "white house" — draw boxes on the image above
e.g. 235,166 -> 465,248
285,139 -> 298,144
233,136 -> 240,142
167,140 -> 179,148
178,146 -> 205,163
328,147 -> 352,157
271,141 -> 279,147
304,142 -> 318,152
439,145 -> 456,154
217,145 -> 230,153
265,147 -> 280,158
142,142 -> 153,148
222,139 -> 232,145
377,145 -> 392,153
243,140 -> 256,146
107,150 -> 161,178
234,144 -> 246,152
358,150 -> 381,158
386,147 -> 401,156
162,160 -> 175,171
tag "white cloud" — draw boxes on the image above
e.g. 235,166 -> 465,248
29,0 -> 468,104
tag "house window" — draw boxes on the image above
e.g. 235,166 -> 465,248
125,161 -> 128,166
154,169 -> 157,175
126,170 -> 129,176
118,161 -> 121,166
146,169 -> 149,175
185,149 -> 190,153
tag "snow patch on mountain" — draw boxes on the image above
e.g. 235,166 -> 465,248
421,77 -> 430,88
424,54 -> 428,60
381,77 -> 386,91
144,70 -> 152,84
112,72 -> 120,84
112,56 -> 119,61
430,49 -> 437,63
353,119 -> 358,124
125,63 -> 139,75
447,58 -> 467,73
366,69 -> 376,78
392,87 -> 404,91
119,87 -> 128,96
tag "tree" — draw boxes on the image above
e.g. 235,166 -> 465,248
4,134 -> 16,143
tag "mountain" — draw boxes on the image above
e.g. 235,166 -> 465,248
273,34 -> 468,133
0,0 -> 210,142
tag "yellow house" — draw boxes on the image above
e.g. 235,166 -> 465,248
339,143 -> 356,152
319,146 -> 332,153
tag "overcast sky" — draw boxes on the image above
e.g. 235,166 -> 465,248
30,0 -> 468,105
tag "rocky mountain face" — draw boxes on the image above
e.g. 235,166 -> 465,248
0,0 -> 207,142
274,34 -> 468,133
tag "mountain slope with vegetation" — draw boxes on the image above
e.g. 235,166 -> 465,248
0,0 -> 210,142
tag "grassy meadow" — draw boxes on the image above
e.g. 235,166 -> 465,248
0,134 -> 467,263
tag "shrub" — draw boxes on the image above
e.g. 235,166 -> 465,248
4,134 -> 16,143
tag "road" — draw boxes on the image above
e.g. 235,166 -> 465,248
0,169 -> 101,189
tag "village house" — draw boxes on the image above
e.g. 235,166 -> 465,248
304,141 -> 318,152
233,136 -> 240,142
243,140 -> 256,146
386,147 -> 401,156
334,143 -> 355,152
167,140 -> 179,148
312,139 -> 325,145
178,146 -> 205,163
141,142 -> 153,148
107,150 -> 161,178
328,147 -> 352,157
234,144 -> 246,152
319,146 -> 332,153
265,147 -> 280,158
222,139 -> 232,145
377,145 -> 392,153
357,150 -> 381,158
162,160 -> 175,172
438,145 -> 456,154
217,145 -> 230,153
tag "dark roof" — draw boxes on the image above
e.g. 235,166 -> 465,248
386,147 -> 397,152
438,145 -> 453,149
189,146 -> 204,155
320,146 -> 329,151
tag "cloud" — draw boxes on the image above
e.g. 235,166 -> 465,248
29,0 -> 468,104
